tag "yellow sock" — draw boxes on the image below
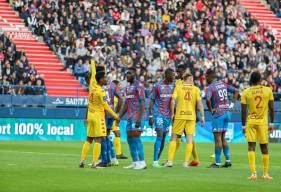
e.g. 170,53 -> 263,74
192,141 -> 199,162
248,151 -> 256,174
168,141 -> 177,161
185,143 -> 193,162
114,137 -> 122,156
81,141 -> 91,161
262,154 -> 269,175
93,143 -> 101,163
176,138 -> 182,151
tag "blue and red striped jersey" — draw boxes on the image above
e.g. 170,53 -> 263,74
124,80 -> 145,120
206,81 -> 237,117
104,81 -> 122,118
151,81 -> 175,118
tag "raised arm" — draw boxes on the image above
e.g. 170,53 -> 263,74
90,59 -> 97,86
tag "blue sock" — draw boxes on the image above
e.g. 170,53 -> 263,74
154,137 -> 162,161
107,138 -> 116,159
158,135 -> 166,159
136,137 -> 144,161
106,137 -> 111,163
127,138 -> 138,162
101,139 -> 108,164
223,146 -> 230,161
215,147 -> 222,165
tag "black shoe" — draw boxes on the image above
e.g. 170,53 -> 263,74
207,163 -> 221,168
116,154 -> 128,159
221,162 -> 232,168
97,162 -> 110,167
79,162 -> 85,168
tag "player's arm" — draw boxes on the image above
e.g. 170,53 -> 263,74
227,84 -> 239,110
114,86 -> 123,113
205,86 -> 214,114
119,99 -> 128,119
101,91 -> 119,120
149,85 -> 157,126
171,86 -> 178,121
196,88 -> 205,125
90,59 -> 97,85
241,91 -> 247,134
269,90 -> 274,133
136,84 -> 145,128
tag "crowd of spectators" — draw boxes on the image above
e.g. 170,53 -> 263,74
0,33 -> 45,95
10,0 -> 281,98
267,0 -> 281,18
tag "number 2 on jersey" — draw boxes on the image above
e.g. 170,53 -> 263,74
255,96 -> 262,109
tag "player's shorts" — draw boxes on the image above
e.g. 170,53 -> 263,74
246,124 -> 268,144
106,118 -> 114,130
87,112 -> 106,137
172,120 -> 196,135
154,116 -> 171,132
212,112 -> 231,132
126,120 -> 143,132
112,121 -> 120,132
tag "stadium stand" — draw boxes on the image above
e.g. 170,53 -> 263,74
266,0 -> 281,18
0,0 -> 280,97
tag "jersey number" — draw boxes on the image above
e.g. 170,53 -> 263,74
218,89 -> 227,101
184,91 -> 191,101
255,96 -> 262,109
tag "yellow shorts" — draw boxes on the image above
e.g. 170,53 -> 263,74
87,112 -> 106,137
172,120 -> 196,135
112,121 -> 120,132
246,124 -> 268,144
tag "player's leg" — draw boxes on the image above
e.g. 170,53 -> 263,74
258,125 -> 272,180
113,130 -> 128,159
247,142 -> 257,180
153,117 -> 165,168
183,121 -> 195,168
158,132 -> 167,159
134,131 -> 147,169
221,112 -> 231,168
165,120 -> 185,167
208,131 -> 222,168
124,121 -> 139,169
79,137 -> 93,168
91,137 -> 104,168
153,130 -> 164,168
106,129 -> 118,166
100,137 -> 109,166
221,131 -> 231,168
189,140 -> 200,166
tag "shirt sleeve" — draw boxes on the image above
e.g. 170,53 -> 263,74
150,84 -> 158,100
226,83 -> 237,93
101,89 -> 118,119
241,90 -> 247,104
137,83 -> 145,101
113,84 -> 122,98
206,86 -> 212,101
90,59 -> 97,86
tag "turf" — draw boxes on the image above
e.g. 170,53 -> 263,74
0,141 -> 280,192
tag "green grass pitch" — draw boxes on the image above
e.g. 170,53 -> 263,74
0,141 -> 280,192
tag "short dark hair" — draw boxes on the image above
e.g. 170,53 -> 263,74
112,80 -> 119,85
95,71 -> 105,82
127,67 -> 136,72
250,71 -> 261,85
96,66 -> 105,72
206,69 -> 216,78
176,64 -> 187,70
165,68 -> 174,75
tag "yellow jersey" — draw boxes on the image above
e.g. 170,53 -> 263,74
172,83 -> 201,120
175,79 -> 183,87
241,85 -> 274,125
87,60 -> 118,119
